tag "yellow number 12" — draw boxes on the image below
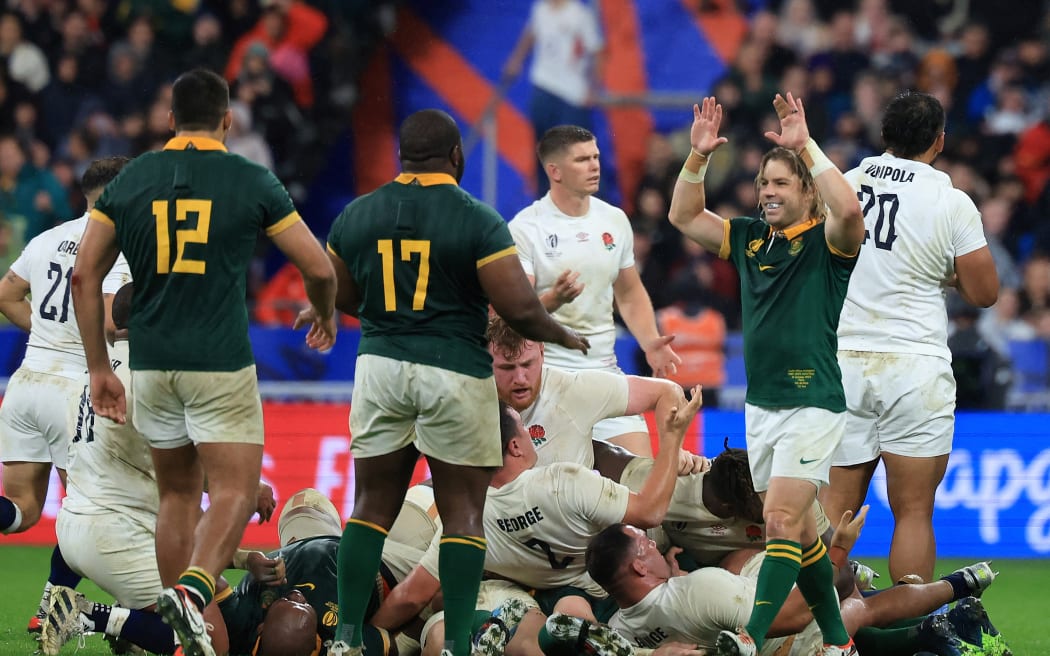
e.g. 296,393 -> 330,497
152,199 -> 212,274
377,239 -> 431,311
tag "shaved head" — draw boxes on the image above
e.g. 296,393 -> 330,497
256,593 -> 317,656
399,109 -> 461,162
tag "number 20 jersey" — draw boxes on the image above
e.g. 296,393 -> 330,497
91,136 -> 299,372
839,153 -> 987,360
10,213 -> 130,379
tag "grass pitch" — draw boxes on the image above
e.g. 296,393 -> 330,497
0,546 -> 1046,654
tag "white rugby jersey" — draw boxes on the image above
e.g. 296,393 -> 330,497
62,340 -> 158,517
527,0 -> 603,106
621,459 -> 831,566
510,194 -> 634,371
521,366 -> 629,469
10,214 -> 131,378
420,463 -> 629,597
839,154 -> 987,360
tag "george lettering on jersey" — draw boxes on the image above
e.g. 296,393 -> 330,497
56,240 -> 79,256
863,164 -> 915,183
633,627 -> 669,649
496,506 -> 545,532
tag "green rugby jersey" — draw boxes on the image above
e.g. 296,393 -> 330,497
327,172 -> 516,378
219,536 -> 398,655
720,216 -> 857,411
90,136 -> 299,371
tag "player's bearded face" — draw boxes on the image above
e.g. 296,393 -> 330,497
491,341 -> 543,411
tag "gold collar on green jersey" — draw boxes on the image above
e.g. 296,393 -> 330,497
163,136 -> 228,151
767,216 -> 823,241
395,172 -> 459,186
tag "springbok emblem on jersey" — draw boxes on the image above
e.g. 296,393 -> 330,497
745,238 -> 765,258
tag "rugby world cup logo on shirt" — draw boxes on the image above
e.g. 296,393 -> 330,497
602,232 -> 615,250
529,424 -> 547,447
544,233 -> 561,258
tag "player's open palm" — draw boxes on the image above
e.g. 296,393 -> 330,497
90,369 -> 126,424
294,306 -> 338,352
765,92 -> 810,151
690,96 -> 728,156
661,385 -> 702,445
645,335 -> 682,378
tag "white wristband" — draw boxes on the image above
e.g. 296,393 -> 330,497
679,150 -> 709,184
800,138 -> 835,177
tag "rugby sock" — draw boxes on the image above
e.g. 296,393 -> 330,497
115,607 -> 177,654
744,539 -> 801,650
940,570 -> 975,601
795,538 -> 851,646
0,496 -> 21,533
176,567 -> 215,609
337,518 -> 388,647
439,534 -> 487,656
49,545 -> 82,588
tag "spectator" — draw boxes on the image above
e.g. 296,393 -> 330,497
1013,96 -> 1050,205
102,43 -> 152,118
979,287 -> 1037,355
0,12 -> 49,93
226,100 -> 274,170
1018,253 -> 1050,320
948,294 -> 1013,410
981,195 -> 1022,290
224,0 -> 329,109
38,54 -> 102,149
233,43 -> 302,178
182,12 -> 228,74
0,134 -> 71,242
503,0 -> 605,191
52,11 -> 107,88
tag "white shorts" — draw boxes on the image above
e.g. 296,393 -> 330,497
419,580 -> 537,651
56,509 -> 161,610
132,367 -> 264,449
744,404 -> 846,492
349,355 -> 502,467
591,413 -> 649,443
836,351 -> 956,466
387,485 -> 439,553
0,368 -> 82,468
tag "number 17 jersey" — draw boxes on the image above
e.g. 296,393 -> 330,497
839,153 -> 987,360
326,172 -> 516,378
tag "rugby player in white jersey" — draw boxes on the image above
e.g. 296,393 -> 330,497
370,391 -> 701,654
828,92 -> 1000,582
0,157 -> 131,632
510,125 -> 681,456
487,315 -> 707,473
588,516 -> 997,656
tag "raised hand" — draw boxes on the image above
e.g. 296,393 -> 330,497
830,504 -> 870,553
764,92 -> 810,151
90,370 -> 126,424
690,96 -> 729,156
660,385 -> 702,445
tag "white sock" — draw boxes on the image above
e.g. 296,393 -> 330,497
37,581 -> 53,615
105,607 -> 131,636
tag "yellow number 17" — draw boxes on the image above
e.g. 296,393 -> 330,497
377,239 -> 431,311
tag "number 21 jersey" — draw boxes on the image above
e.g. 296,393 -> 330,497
839,153 -> 987,360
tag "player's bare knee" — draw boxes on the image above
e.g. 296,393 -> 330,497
763,507 -> 806,539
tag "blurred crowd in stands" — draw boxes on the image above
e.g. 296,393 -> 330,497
1,0 -> 1049,407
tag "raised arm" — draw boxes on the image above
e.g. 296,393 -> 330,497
764,92 -> 864,255
667,97 -> 730,254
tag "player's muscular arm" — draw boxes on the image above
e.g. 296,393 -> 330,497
668,97 -> 730,255
371,564 -> 441,632
0,269 -> 32,331
623,386 -> 700,527
326,250 -> 362,316
480,254 -> 589,353
271,221 -> 336,320
953,246 -> 999,308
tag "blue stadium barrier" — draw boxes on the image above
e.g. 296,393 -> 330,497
701,410 -> 1050,559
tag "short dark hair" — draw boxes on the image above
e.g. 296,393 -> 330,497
112,282 -> 133,330
398,109 -> 461,163
537,125 -> 596,164
171,68 -> 229,131
499,400 -> 519,454
81,156 -> 130,196
586,523 -> 633,592
881,92 -> 944,159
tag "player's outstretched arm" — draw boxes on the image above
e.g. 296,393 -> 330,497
72,217 -> 126,423
480,254 -> 589,354
0,269 -> 31,331
371,564 -> 440,632
766,92 -> 864,255
668,97 -> 729,255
